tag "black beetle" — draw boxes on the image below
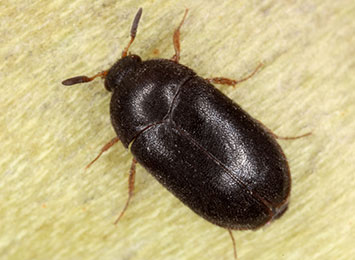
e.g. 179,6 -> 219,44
62,8 -> 309,259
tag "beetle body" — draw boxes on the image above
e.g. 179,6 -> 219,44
105,55 -> 290,230
62,9 -> 298,258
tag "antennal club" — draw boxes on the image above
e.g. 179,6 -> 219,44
122,8 -> 143,57
61,8 -> 143,87
62,71 -> 108,86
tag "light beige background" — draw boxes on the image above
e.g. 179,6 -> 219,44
1,0 -> 354,259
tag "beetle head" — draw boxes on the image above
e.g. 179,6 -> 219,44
104,55 -> 142,92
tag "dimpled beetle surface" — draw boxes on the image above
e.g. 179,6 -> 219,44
62,8 -> 303,259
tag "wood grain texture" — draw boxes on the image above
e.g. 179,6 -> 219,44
1,0 -> 354,259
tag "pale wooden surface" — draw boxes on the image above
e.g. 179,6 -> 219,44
1,1 -> 354,259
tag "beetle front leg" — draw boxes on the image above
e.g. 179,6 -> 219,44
114,157 -> 137,225
206,63 -> 263,87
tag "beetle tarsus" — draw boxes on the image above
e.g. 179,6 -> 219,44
228,229 -> 238,260
273,132 -> 312,140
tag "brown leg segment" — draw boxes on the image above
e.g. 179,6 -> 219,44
228,229 -> 238,260
255,117 -> 312,141
272,132 -> 312,140
85,137 -> 120,169
171,9 -> 189,63
114,157 -> 137,225
206,63 -> 263,87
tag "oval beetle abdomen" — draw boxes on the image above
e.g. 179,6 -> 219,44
108,56 -> 290,230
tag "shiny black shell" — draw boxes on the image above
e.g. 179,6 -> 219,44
105,55 -> 290,230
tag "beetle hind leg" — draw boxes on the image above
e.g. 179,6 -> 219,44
272,132 -> 312,140
114,158 -> 137,225
228,229 -> 238,260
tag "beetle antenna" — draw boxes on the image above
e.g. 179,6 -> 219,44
62,71 -> 108,86
122,8 -> 143,58
228,229 -> 238,260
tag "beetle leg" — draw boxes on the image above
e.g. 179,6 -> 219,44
256,118 -> 312,141
171,9 -> 189,63
114,157 -> 137,225
62,70 -> 108,86
227,229 -> 238,260
271,132 -> 312,140
85,137 -> 120,169
206,63 -> 263,87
